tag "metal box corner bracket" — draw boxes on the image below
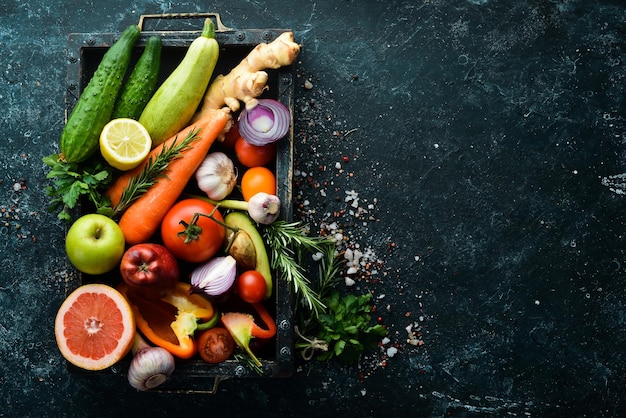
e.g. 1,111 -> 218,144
64,13 -> 295,392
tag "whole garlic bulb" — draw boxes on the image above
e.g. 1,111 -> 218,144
127,334 -> 176,391
195,152 -> 237,200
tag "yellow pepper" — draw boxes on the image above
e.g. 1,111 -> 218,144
118,282 -> 216,359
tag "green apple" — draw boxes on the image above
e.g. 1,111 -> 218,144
65,214 -> 125,275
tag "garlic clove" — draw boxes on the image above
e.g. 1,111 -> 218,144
247,192 -> 281,225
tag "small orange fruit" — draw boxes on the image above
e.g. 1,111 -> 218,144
240,166 -> 276,201
54,283 -> 135,371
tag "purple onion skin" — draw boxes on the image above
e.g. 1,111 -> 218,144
190,256 -> 237,297
238,99 -> 290,146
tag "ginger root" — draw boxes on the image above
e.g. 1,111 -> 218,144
196,31 -> 301,118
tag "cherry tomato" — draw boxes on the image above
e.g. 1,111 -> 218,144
241,166 -> 276,201
197,327 -> 235,364
236,270 -> 267,303
234,136 -> 277,168
161,198 -> 225,263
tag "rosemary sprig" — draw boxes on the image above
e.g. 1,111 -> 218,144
98,129 -> 199,218
262,220 -> 334,317
265,220 -> 334,253
316,244 -> 343,299
233,352 -> 265,376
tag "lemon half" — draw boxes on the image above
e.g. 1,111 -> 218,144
99,118 -> 152,171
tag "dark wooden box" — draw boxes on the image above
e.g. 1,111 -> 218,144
63,13 -> 295,392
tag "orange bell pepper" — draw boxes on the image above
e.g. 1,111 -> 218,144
118,282 -> 216,359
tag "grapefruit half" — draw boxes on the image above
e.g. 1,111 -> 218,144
55,283 -> 135,371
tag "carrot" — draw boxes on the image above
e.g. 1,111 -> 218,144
115,108 -> 229,245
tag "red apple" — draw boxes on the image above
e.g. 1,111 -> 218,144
120,243 -> 179,300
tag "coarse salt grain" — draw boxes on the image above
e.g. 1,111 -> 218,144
312,252 -> 323,261
345,277 -> 355,286
344,248 -> 353,261
386,347 -> 398,358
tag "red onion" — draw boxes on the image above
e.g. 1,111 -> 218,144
190,256 -> 237,296
237,99 -> 290,146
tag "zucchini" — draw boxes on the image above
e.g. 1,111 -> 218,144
139,19 -> 219,147
61,25 -> 141,163
112,35 -> 162,120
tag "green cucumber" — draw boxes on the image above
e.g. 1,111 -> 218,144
139,19 -> 219,147
112,35 -> 162,120
61,24 -> 141,163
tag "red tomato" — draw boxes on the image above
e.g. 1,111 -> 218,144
240,166 -> 276,201
236,270 -> 267,303
197,327 -> 235,363
220,124 -> 240,149
161,198 -> 225,263
234,136 -> 277,168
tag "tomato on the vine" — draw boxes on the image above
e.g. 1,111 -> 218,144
234,136 -> 277,168
236,270 -> 267,303
161,198 -> 225,263
241,166 -> 276,201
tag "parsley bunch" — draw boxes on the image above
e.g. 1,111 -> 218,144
42,155 -> 113,221
297,290 -> 387,364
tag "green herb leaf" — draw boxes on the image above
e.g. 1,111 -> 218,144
233,351 -> 265,376
297,289 -> 387,364
43,154 -> 115,221
262,221 -> 334,317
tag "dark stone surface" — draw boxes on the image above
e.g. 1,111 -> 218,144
2,0 -> 626,416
